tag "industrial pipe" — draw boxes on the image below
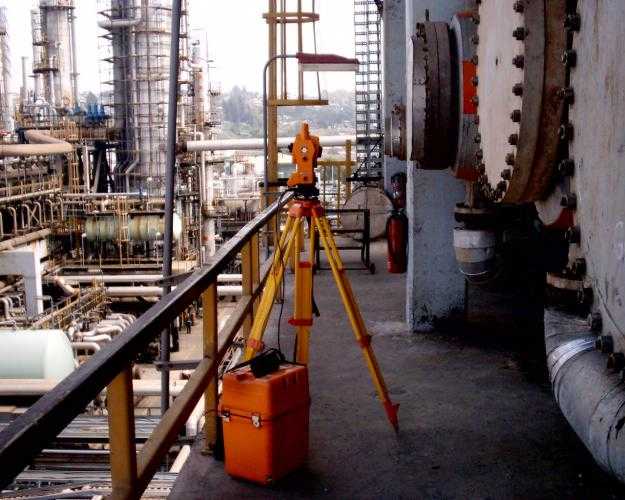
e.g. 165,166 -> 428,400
545,308 -> 625,481
0,131 -> 73,157
105,285 -> 242,298
0,229 -> 51,252
71,342 -> 101,353
51,277 -> 78,297
58,273 -> 241,284
0,378 -> 186,398
181,135 -> 357,153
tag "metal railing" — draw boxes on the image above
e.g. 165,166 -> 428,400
0,194 -> 291,498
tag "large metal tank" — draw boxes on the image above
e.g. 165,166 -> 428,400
85,213 -> 182,242
99,0 -> 172,191
0,330 -> 75,380
397,0 -> 625,481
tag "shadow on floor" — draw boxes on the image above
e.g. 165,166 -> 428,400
171,243 -> 625,499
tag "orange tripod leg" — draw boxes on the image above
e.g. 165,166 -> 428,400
292,219 -> 313,364
314,214 -> 399,431
244,216 -> 302,360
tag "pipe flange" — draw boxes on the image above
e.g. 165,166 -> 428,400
476,0 -> 567,203
450,13 -> 479,181
411,21 -> 457,170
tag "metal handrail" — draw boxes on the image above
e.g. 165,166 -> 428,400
0,192 -> 292,493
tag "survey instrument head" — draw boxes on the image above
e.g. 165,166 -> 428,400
287,123 -> 322,197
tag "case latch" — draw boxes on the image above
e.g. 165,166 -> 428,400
251,413 -> 262,428
220,410 -> 231,422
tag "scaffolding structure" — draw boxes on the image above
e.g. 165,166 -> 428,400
353,0 -> 383,177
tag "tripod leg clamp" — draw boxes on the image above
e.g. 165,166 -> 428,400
288,318 -> 313,326
246,338 -> 265,352
358,334 -> 372,348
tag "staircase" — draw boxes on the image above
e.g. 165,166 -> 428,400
353,0 -> 383,177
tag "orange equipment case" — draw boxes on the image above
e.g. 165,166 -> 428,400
219,363 -> 310,484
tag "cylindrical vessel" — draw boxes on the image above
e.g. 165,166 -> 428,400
36,0 -> 76,109
0,330 -> 75,380
85,213 -> 181,242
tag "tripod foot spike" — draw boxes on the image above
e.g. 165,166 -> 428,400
383,400 -> 400,432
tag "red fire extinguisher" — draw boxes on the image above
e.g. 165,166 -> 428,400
387,212 -> 408,273
387,173 -> 408,273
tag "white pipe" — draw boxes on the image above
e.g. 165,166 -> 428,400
71,341 -> 101,353
185,398 -> 204,438
98,5 -> 142,30
107,313 -> 136,323
0,297 -> 12,319
105,285 -> 242,298
0,229 -> 51,252
94,325 -> 122,336
59,273 -> 241,284
0,131 -> 73,157
169,445 -> 191,473
81,334 -> 113,343
52,276 -> 77,297
0,378 -> 186,397
124,159 -> 139,193
183,135 -> 358,152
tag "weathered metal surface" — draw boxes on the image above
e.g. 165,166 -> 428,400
476,0 -> 566,203
545,308 -> 625,482
476,0 -> 525,198
569,0 -> 625,350
384,103 -> 407,160
450,13 -> 479,181
0,193 -> 292,490
411,21 -> 457,169
518,0 -> 567,201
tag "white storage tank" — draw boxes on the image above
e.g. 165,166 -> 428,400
0,330 -> 75,380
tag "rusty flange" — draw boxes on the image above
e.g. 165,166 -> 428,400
475,0 -> 567,203
450,13 -> 479,181
411,21 -> 458,170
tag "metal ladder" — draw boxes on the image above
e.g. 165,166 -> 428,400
353,0 -> 383,177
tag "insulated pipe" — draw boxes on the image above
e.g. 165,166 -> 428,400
124,159 -> 139,193
545,308 -> 625,481
98,17 -> 141,29
51,277 -> 77,297
0,229 -> 51,251
81,334 -> 113,343
0,297 -> 12,319
0,131 -> 73,157
71,342 -> 101,353
181,135 -> 358,153
69,8 -> 79,107
0,379 -> 185,397
105,285 -> 242,298
58,274 -> 241,284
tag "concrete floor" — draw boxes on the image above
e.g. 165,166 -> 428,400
171,243 -> 625,499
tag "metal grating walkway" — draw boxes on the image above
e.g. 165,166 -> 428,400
354,0 -> 383,177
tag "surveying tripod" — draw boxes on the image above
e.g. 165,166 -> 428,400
244,123 -> 399,431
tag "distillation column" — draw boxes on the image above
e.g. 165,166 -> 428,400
32,0 -> 77,110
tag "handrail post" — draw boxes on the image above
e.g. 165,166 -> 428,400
251,233 -> 260,312
346,140 -> 352,198
202,282 -> 219,455
241,240 -> 254,339
107,365 -> 138,500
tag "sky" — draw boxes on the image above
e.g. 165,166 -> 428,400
3,0 -> 356,96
